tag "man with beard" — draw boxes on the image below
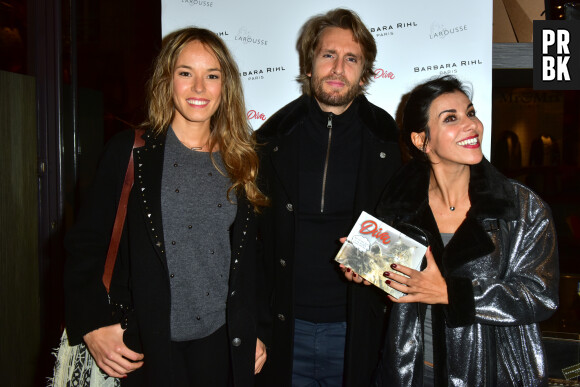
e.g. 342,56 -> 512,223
254,8 -> 401,387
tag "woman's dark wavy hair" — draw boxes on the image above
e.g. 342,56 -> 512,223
401,75 -> 472,163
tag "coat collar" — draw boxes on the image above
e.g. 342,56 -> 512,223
256,94 -> 400,214
377,158 -> 517,274
256,94 -> 398,146
378,158 -> 518,222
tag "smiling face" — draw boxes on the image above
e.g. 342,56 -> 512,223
414,90 -> 484,166
308,27 -> 365,115
171,40 -> 222,133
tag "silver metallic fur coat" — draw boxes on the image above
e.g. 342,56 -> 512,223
373,158 -> 559,387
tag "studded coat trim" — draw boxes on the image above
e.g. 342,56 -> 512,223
132,131 -> 167,265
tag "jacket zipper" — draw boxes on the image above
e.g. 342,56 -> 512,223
321,113 -> 333,213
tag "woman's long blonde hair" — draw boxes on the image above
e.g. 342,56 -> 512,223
142,27 -> 268,210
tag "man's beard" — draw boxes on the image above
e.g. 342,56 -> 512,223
311,74 -> 361,107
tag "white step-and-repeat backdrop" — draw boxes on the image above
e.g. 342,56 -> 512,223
162,0 -> 492,156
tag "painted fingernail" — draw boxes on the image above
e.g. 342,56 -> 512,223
385,280 -> 391,285
353,273 -> 357,277
429,246 -> 432,251
391,263 -> 397,269
383,271 -> 390,277
346,268 -> 351,272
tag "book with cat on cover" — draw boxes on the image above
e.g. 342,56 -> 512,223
335,211 -> 427,299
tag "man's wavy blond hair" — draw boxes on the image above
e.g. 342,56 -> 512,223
296,8 -> 377,96
142,27 -> 268,210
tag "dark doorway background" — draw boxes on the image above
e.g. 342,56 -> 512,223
1,0 -> 161,384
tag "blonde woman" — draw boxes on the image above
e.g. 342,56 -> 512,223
64,27 -> 269,386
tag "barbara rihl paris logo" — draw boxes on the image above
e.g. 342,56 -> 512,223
534,20 -> 580,90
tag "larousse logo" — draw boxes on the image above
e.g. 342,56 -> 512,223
429,23 -> 468,40
181,0 -> 213,7
235,27 -> 267,46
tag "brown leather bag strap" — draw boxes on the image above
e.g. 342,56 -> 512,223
102,129 -> 145,293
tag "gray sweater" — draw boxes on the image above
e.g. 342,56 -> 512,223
161,128 -> 236,341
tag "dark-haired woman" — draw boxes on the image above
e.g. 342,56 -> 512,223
64,28 -> 269,386
347,76 -> 559,386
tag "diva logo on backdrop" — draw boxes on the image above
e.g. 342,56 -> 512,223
369,21 -> 418,38
247,110 -> 267,122
374,68 -> 395,80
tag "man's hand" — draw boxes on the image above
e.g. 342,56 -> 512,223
83,323 -> 144,378
255,338 -> 267,374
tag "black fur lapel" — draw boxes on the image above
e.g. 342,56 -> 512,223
377,158 -> 516,273
442,217 -> 496,274
467,158 -> 518,220
378,158 -> 517,223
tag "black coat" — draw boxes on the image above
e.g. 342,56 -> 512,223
254,95 -> 401,386
64,129 -> 261,386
